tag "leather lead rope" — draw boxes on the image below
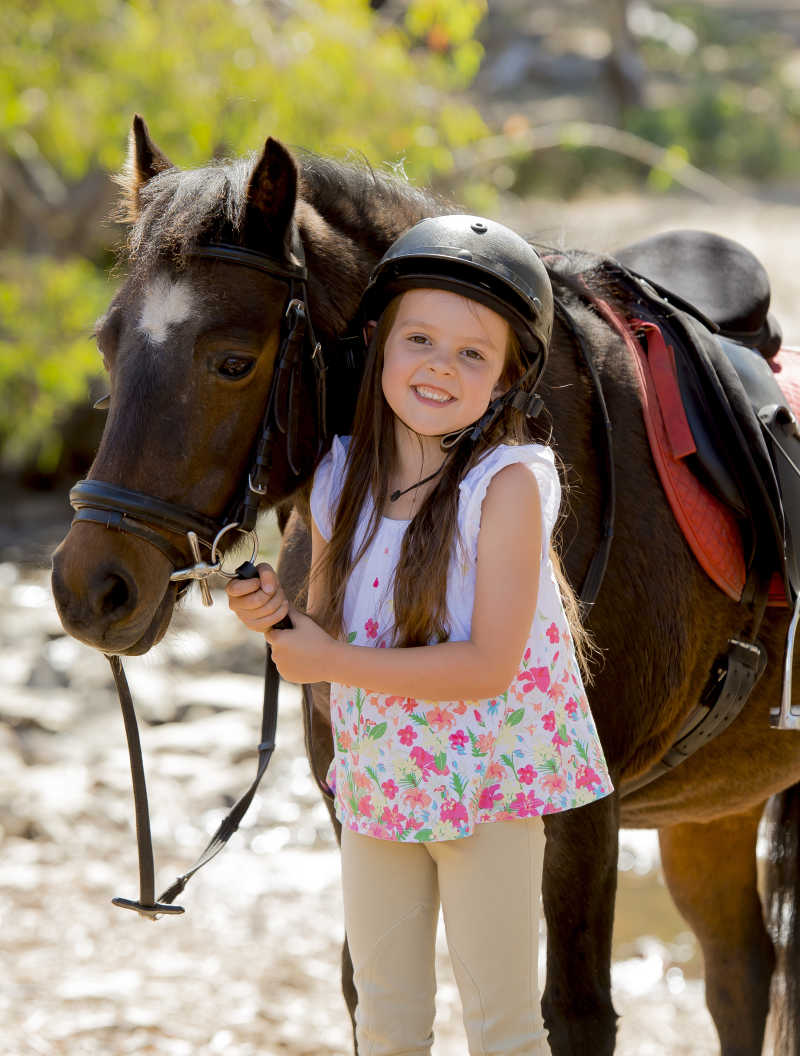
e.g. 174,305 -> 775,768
108,562 -> 287,919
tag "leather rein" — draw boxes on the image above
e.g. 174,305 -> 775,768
69,235 -> 327,919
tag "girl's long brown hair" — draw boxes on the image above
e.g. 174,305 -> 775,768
312,294 -> 595,679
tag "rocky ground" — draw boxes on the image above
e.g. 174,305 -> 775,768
4,186 -> 799,1055
1,561 -> 719,1056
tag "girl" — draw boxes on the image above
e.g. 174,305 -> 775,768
228,215 -> 613,1055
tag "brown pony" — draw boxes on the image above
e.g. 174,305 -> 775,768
52,117 -> 800,1056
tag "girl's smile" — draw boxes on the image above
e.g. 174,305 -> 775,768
381,288 -> 509,445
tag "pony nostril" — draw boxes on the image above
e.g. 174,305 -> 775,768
90,568 -> 138,620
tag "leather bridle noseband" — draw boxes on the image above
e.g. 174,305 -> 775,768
68,233 -> 328,918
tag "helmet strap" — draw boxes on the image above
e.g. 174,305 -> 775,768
439,374 -> 544,451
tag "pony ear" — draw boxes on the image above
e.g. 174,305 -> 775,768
242,137 -> 298,249
119,114 -> 174,220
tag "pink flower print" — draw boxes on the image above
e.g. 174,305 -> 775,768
541,773 -> 566,795
518,666 -> 550,693
440,799 -> 469,825
398,725 -> 417,746
565,696 -> 579,719
542,710 -> 556,732
547,682 -> 566,704
552,727 -> 571,749
518,765 -> 537,785
510,790 -> 545,817
487,762 -> 505,781
403,787 -> 432,809
449,729 -> 468,749
400,697 -> 418,714
410,745 -> 450,778
381,805 -> 408,833
523,646 -> 531,663
426,706 -> 455,732
357,795 -> 374,817
452,701 -> 468,715
368,822 -> 391,839
338,730 -> 352,751
406,814 -> 424,830
381,779 -> 398,800
354,770 -> 371,791
478,784 -> 503,810
546,622 -> 560,644
576,765 -> 603,791
542,802 -> 559,815
473,708 -> 485,726
364,618 -> 378,639
372,577 -> 379,588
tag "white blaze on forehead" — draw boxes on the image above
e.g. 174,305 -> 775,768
138,273 -> 194,344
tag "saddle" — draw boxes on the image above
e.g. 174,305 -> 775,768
605,230 -> 800,734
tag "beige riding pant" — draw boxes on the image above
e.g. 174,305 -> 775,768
340,818 -> 550,1056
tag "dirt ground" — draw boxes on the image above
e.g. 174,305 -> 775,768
3,189 -> 799,1055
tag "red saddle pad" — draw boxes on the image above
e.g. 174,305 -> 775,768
628,319 -> 800,605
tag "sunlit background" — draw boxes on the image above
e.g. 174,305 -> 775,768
1,1 -> 799,1053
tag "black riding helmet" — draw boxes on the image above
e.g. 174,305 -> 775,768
361,214 -> 553,400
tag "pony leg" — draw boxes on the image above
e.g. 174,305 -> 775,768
658,805 -> 774,1056
541,793 -> 620,1056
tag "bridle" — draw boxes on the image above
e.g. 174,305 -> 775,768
70,233 -> 327,591
68,232 -> 329,919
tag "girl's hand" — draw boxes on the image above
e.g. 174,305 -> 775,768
266,608 -> 337,685
226,562 -> 289,633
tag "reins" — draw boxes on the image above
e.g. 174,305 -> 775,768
70,234 -> 321,919
106,562 -> 285,919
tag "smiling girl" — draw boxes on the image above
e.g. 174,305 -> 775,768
228,215 -> 612,1055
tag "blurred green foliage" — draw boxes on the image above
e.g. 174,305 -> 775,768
0,0 -> 487,475
0,255 -> 111,472
2,0 -> 799,475
510,3 -> 800,198
627,3 -> 800,185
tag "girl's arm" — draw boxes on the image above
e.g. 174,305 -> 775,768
269,462 -> 542,699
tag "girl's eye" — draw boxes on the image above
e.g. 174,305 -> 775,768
408,334 -> 429,345
461,348 -> 484,361
216,354 -> 256,380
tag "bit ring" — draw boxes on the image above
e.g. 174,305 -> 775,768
210,523 -> 259,577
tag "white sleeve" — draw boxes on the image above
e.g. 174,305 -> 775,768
309,435 -> 350,540
457,444 -> 561,563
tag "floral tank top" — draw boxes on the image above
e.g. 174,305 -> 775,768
310,436 -> 613,843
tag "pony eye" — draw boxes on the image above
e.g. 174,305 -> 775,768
216,354 -> 255,380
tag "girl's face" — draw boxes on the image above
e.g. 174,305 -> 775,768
380,288 -> 510,441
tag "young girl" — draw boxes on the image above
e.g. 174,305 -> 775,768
228,215 -> 613,1055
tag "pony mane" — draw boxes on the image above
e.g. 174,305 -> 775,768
118,148 -> 448,281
